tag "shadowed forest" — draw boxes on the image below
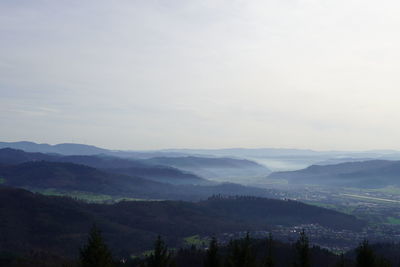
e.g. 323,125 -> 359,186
2,225 -> 398,267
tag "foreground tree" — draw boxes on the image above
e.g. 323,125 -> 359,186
375,257 -> 391,267
335,253 -> 345,267
204,237 -> 220,267
293,230 -> 310,267
263,233 -> 274,267
147,236 -> 174,267
356,240 -> 375,267
226,233 -> 256,267
79,224 -> 114,267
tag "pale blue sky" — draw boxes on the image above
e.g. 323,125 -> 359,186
1,0 -> 400,150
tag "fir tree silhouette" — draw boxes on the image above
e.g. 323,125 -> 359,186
293,230 -> 310,267
356,240 -> 375,267
205,237 -> 220,267
147,235 -> 174,267
79,224 -> 114,267
335,253 -> 345,267
226,233 -> 256,267
263,233 -> 274,267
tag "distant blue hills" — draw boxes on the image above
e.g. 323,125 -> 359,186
269,160 -> 400,188
0,148 -> 272,200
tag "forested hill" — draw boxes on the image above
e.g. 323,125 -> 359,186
0,160 -> 274,201
0,148 -> 208,185
269,160 -> 400,188
0,141 -> 109,155
0,146 -> 272,184
144,156 -> 271,181
0,148 -> 279,201
0,187 -> 365,258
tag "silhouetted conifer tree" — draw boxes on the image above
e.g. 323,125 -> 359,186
375,257 -> 391,267
263,233 -> 274,267
79,224 -> 114,267
204,237 -> 220,267
335,253 -> 345,267
293,230 -> 310,267
147,236 -> 174,267
225,233 -> 256,267
356,240 -> 375,267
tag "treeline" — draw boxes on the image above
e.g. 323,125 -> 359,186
0,187 -> 366,259
2,226 -> 398,267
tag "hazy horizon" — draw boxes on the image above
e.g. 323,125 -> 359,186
3,139 -> 400,153
2,0 -> 400,150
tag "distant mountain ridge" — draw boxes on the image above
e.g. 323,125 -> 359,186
0,143 -> 273,183
0,148 -> 274,200
0,148 -> 208,185
269,160 -> 400,188
0,141 -> 109,155
145,156 -> 271,182
0,160 -> 275,200
5,141 -> 400,172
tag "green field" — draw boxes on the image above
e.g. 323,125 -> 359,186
386,217 -> 400,225
30,188 -> 155,203
368,186 -> 400,195
309,198 -> 399,224
306,201 -> 338,210
0,178 -> 5,184
184,235 -> 207,247
306,201 -> 358,215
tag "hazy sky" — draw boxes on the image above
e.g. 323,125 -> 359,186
1,0 -> 400,150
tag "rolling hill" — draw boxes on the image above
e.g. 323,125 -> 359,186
268,160 -> 400,188
0,147 -> 272,185
0,187 -> 366,257
0,161 -> 169,197
0,148 -> 209,185
0,158 -> 273,201
145,156 -> 271,183
0,141 -> 109,155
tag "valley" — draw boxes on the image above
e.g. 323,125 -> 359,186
1,142 -> 400,266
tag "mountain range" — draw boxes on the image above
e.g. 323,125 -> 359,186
0,148 -> 207,185
4,141 -> 400,172
144,156 -> 271,182
0,142 -> 272,182
0,148 -> 272,201
0,141 -> 109,155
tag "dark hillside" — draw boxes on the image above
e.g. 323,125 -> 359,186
0,161 -> 170,197
0,160 -> 274,200
0,187 -> 365,258
0,148 -> 208,185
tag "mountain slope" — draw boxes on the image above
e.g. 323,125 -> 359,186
0,141 -> 108,155
0,147 -> 54,164
0,161 -> 169,197
269,160 -> 400,188
0,148 -> 208,185
0,187 -> 365,257
0,159 -> 273,201
145,156 -> 271,183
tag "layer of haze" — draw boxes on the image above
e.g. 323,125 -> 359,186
1,0 -> 400,150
